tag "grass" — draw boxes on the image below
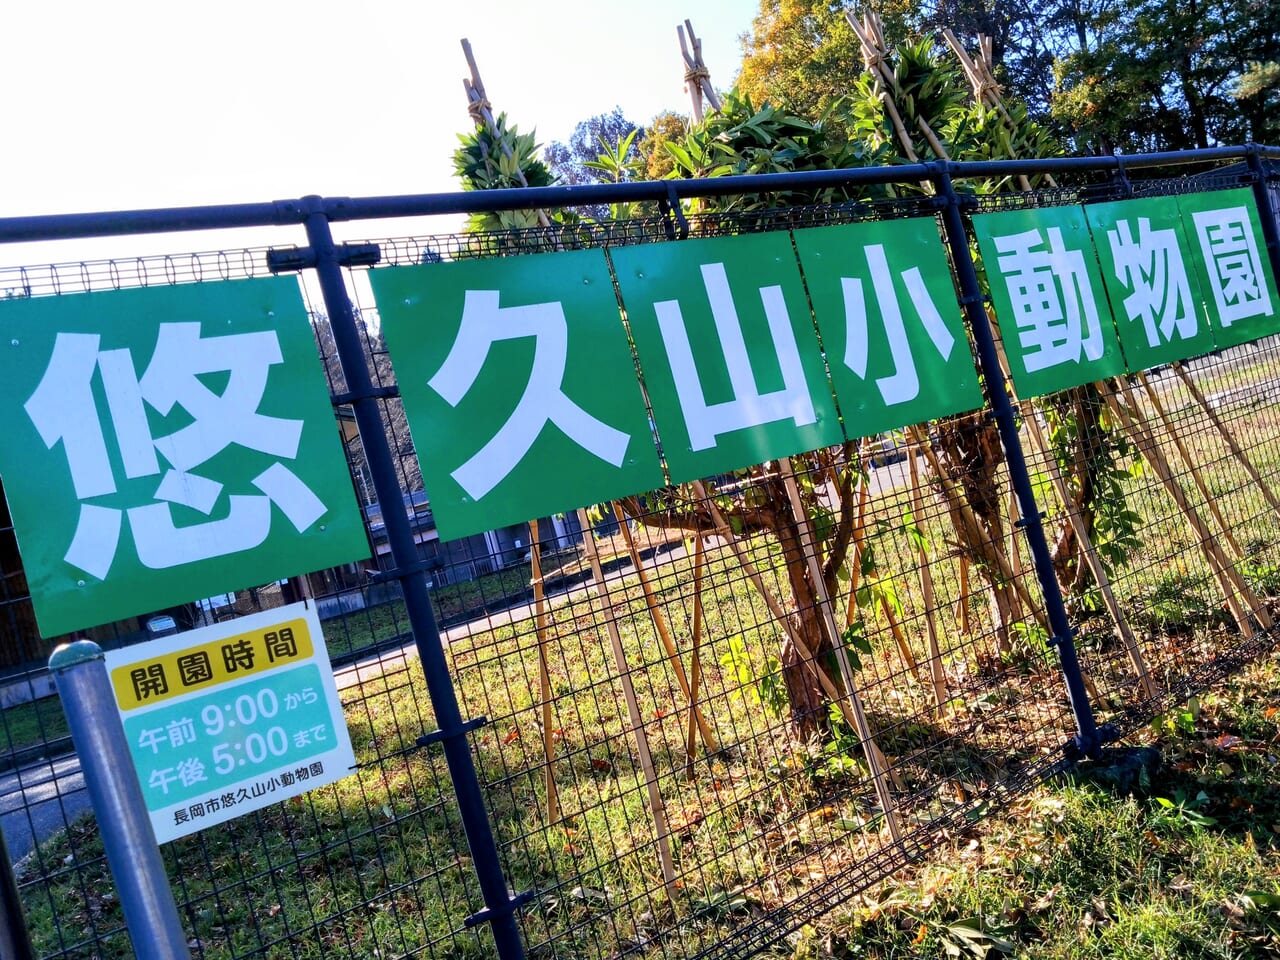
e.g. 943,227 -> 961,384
0,694 -> 68,762
796,653 -> 1280,958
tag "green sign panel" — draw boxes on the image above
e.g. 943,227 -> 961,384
0,278 -> 368,638
794,218 -> 983,435
1085,196 -> 1216,370
612,233 -> 843,484
1179,188 -> 1279,349
103,603 -> 355,843
371,249 -> 664,541
973,205 -> 1126,398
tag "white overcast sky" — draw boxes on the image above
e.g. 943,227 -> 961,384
1,0 -> 757,268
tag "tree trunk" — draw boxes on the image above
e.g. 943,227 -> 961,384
931,410 -> 1017,651
772,480 -> 837,739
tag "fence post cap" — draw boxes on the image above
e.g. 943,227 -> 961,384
48,639 -> 105,673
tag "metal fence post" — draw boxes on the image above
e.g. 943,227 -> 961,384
932,163 -> 1106,759
48,640 -> 191,960
0,825 -> 36,960
295,200 -> 528,959
1246,145 -> 1280,280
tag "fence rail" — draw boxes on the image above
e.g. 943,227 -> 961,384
0,145 -> 1278,959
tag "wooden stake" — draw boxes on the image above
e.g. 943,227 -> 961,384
914,433 -> 1049,638
834,440 -> 921,683
1172,361 -> 1280,519
694,480 -> 905,837
575,508 -> 677,893
611,502 -> 719,756
685,534 -> 708,780
1100,382 -> 1259,634
956,556 -> 973,635
527,519 -> 560,823
1122,379 -> 1271,628
1021,405 -> 1159,700
906,442 -> 951,713
677,20 -> 720,123
843,442 -> 874,631
847,12 -> 948,159
460,39 -> 553,230
880,598 -> 923,683
1138,372 -> 1246,561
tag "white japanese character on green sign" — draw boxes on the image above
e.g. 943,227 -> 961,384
1191,205 -> 1275,326
655,262 -> 816,450
428,290 -> 632,500
24,323 -> 325,580
1105,217 -> 1198,348
991,226 -> 1106,373
841,244 -> 955,406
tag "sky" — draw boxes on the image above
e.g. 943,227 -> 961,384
1,0 -> 759,269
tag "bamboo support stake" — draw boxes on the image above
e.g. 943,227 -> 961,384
915,434 -> 1049,637
848,11 -> 948,160
527,519 -> 560,823
1173,361 -> 1280,519
940,29 -> 1059,190
677,20 -> 721,123
838,442 -> 922,682
1120,379 -> 1272,628
460,39 -> 553,230
906,443 -> 951,714
575,508 -> 677,893
1021,405 -> 1159,700
845,10 -> 935,193
1101,383 -> 1258,634
956,556 -> 973,635
685,535 -> 708,780
1007,486 -> 1025,580
843,443 -> 874,631
879,598 -> 923,682
611,502 -> 719,756
694,480 -> 905,836
1138,372 -> 1247,561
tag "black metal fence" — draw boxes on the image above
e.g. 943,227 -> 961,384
0,145 -> 1278,959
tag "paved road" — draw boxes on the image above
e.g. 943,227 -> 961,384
0,754 -> 88,865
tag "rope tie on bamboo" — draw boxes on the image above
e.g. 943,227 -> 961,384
977,78 -> 1003,102
466,96 -> 491,124
683,64 -> 710,90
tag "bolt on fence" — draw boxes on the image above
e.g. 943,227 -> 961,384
0,147 -> 1276,960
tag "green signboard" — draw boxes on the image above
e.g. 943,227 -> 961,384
371,249 -> 664,541
103,603 -> 356,843
973,205 -> 1126,398
0,278 -> 368,637
1085,196 -> 1216,370
611,233 -> 843,484
793,218 -> 983,435
1178,188 -> 1279,349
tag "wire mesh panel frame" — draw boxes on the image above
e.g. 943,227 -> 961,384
0,147 -> 1276,960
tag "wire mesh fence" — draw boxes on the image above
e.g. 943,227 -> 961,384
0,151 -> 1278,959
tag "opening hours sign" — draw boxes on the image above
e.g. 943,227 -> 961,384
103,603 -> 355,843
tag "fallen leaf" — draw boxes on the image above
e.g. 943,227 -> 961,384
591,758 -> 612,772
503,728 -> 520,745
